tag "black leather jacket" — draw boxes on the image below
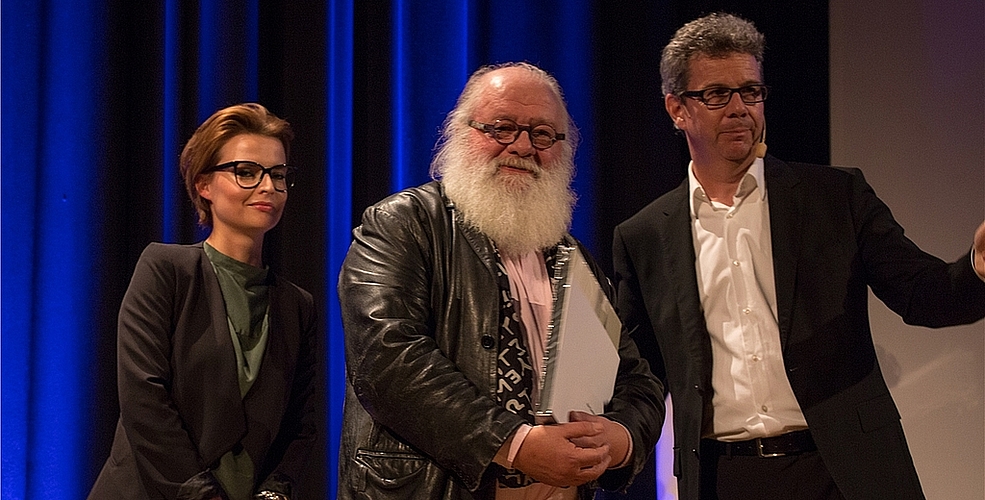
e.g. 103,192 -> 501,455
337,181 -> 664,499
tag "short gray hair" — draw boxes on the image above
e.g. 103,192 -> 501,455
660,13 -> 765,96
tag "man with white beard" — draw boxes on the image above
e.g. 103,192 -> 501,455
337,62 -> 664,500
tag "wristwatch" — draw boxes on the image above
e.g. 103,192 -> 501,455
254,492 -> 289,500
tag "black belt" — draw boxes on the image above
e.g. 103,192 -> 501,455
702,429 -> 817,458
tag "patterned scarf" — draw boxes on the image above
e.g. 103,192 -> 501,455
493,245 -> 562,488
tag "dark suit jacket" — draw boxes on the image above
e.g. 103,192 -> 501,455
612,157 -> 985,500
89,242 -> 319,500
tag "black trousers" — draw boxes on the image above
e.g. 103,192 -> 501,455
699,445 -> 845,500
595,442 -> 845,499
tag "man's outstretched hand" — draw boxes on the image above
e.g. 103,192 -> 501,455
974,221 -> 985,278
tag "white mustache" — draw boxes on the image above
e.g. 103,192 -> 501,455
495,157 -> 543,174
495,157 -> 542,176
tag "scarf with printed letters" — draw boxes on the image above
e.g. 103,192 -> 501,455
493,246 -> 561,489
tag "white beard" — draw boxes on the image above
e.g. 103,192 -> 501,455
437,141 -> 577,257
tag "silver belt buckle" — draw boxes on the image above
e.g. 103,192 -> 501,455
756,438 -> 786,458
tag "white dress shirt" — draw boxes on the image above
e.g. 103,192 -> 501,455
688,159 -> 809,441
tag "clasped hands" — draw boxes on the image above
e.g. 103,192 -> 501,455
508,411 -> 630,488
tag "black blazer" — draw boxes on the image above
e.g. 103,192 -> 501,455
612,157 -> 985,500
90,242 -> 319,499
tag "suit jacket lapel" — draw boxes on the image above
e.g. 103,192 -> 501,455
195,247 -> 248,464
200,251 -> 241,399
660,181 -> 711,362
259,282 -> 292,396
764,157 -> 801,350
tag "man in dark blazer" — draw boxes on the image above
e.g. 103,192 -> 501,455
610,13 -> 985,500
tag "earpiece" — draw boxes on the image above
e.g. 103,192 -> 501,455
754,125 -> 767,158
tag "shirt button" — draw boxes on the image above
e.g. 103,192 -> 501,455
761,405 -> 769,413
480,335 -> 495,349
743,307 -> 752,315
752,354 -> 760,362
726,213 -> 734,219
732,260 -> 740,267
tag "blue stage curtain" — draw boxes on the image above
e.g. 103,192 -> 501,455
1,0 -> 348,497
386,0 -> 596,250
1,0 -> 830,498
0,1 -> 608,497
2,0 -> 106,497
325,0 -> 354,495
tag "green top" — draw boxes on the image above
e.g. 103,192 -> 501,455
203,242 -> 272,500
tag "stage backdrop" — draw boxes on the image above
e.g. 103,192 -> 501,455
830,0 -> 984,498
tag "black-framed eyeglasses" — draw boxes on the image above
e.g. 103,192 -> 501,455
680,84 -> 769,110
207,161 -> 297,192
468,119 -> 565,150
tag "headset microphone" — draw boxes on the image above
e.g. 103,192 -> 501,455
755,125 -> 767,158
